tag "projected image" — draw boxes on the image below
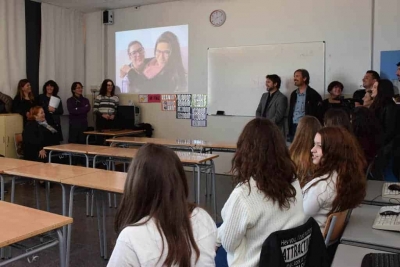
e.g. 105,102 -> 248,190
116,25 -> 188,94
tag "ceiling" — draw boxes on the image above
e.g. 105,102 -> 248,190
31,0 -> 180,13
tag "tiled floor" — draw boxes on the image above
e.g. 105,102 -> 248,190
1,172 -> 233,267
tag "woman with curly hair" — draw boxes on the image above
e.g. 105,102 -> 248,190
303,127 -> 367,230
289,116 -> 322,186
217,118 -> 306,267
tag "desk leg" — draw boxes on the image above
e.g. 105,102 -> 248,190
0,174 -> 4,201
11,176 -> 15,203
86,134 -> 90,145
57,229 -> 66,267
95,191 -> 104,257
66,185 -> 75,267
196,165 -> 201,205
34,180 -> 40,210
211,160 -> 217,221
46,182 -> 50,212
192,167 -> 196,203
102,191 -> 108,259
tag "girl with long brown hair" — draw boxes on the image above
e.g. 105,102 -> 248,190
289,116 -> 322,185
303,127 -> 366,230
217,118 -> 306,267
12,79 -> 37,126
108,144 -> 217,267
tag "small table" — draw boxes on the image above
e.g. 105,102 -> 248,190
0,201 -> 72,267
331,244 -> 390,267
341,204 -> 400,253
363,180 -> 400,206
0,158 -> 42,202
106,137 -> 199,151
63,170 -> 126,261
84,129 -> 144,145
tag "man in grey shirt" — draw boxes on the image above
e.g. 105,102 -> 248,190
256,74 -> 288,133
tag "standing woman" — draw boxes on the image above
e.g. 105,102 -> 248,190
108,144 -> 217,266
38,80 -> 64,141
12,79 -> 38,127
217,118 -> 306,267
289,116 -> 322,186
22,106 -> 60,162
303,127 -> 366,231
93,79 -> 119,131
67,82 -> 91,144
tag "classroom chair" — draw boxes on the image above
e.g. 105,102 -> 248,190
323,209 -> 350,246
259,217 -> 329,267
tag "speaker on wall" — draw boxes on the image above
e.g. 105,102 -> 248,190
103,10 -> 114,25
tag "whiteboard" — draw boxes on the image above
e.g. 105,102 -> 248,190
208,42 -> 325,116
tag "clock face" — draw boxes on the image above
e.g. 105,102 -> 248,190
210,9 -> 226,27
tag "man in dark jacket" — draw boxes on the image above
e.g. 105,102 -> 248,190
288,69 -> 322,141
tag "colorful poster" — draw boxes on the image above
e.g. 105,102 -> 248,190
191,94 -> 207,108
139,94 -> 161,103
161,94 -> 176,111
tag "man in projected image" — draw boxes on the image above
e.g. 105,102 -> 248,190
120,41 -> 149,92
138,31 -> 187,93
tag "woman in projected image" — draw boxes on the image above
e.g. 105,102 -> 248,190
121,41 -> 150,93
140,31 -> 187,93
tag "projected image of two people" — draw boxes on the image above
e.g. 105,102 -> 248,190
118,26 -> 188,94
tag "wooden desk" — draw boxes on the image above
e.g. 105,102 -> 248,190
195,141 -> 237,153
106,137 -> 198,150
63,170 -> 127,261
84,129 -> 144,144
331,244 -> 390,267
0,158 -> 42,201
363,180 -> 400,206
0,201 -> 72,267
341,204 -> 400,253
44,144 -> 106,167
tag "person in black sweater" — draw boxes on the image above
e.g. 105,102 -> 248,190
288,69 -> 322,141
12,79 -> 38,127
22,106 -> 60,162
38,80 -> 64,141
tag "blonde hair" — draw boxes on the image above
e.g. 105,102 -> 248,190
289,116 -> 322,186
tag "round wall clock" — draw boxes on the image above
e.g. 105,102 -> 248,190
210,9 -> 226,27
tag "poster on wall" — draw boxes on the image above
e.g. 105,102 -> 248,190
116,25 -> 188,94
191,107 -> 207,127
176,94 -> 191,119
139,94 -> 161,103
380,50 -> 400,94
161,94 -> 176,111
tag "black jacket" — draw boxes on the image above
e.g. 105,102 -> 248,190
22,121 -> 60,162
259,217 -> 329,267
288,86 -> 322,135
38,94 -> 64,141
12,96 -> 38,127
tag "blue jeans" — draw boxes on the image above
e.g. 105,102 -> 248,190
215,223 -> 228,267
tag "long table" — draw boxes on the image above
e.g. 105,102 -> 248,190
106,136 -> 237,153
84,129 -> 145,145
331,244 -> 391,267
341,204 -> 400,253
0,201 -> 72,267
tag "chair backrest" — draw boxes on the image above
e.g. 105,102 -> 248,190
323,209 -> 349,246
259,217 -> 329,267
14,133 -> 23,158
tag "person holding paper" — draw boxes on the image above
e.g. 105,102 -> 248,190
38,80 -> 64,141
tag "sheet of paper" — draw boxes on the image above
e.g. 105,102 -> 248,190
49,96 -> 60,108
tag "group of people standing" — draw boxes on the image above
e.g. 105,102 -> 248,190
1,78 -> 120,162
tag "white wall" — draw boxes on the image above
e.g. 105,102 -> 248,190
85,0 -> 395,173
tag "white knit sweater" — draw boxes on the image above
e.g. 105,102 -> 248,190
217,178 -> 306,267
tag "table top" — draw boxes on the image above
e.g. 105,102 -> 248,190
194,140 -> 237,150
0,158 -> 42,173
331,244 -> 390,267
106,137 -> 199,147
4,163 -> 99,182
364,180 -> 400,205
63,169 -> 127,194
175,151 -> 219,164
84,129 -> 144,136
341,204 -> 400,252
44,143 -> 94,153
0,201 -> 73,248
87,146 -> 138,158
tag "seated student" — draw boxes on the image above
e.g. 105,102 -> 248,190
303,127 -> 366,231
217,118 -> 306,267
108,144 -> 217,267
22,106 -> 60,162
0,91 -> 13,113
93,79 -> 119,131
351,106 -> 383,167
323,108 -> 353,133
289,116 -> 322,186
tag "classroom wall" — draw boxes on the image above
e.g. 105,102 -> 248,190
84,0 -> 396,173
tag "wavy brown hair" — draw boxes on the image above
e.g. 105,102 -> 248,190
231,118 -> 297,209
307,127 -> 367,214
114,144 -> 199,266
324,108 -> 352,133
16,79 -> 35,101
289,116 -> 322,186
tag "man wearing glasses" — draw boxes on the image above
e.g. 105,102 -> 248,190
120,41 -> 149,92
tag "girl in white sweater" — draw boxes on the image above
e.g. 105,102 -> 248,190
108,144 -> 217,267
217,118 -> 307,267
303,126 -> 367,230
